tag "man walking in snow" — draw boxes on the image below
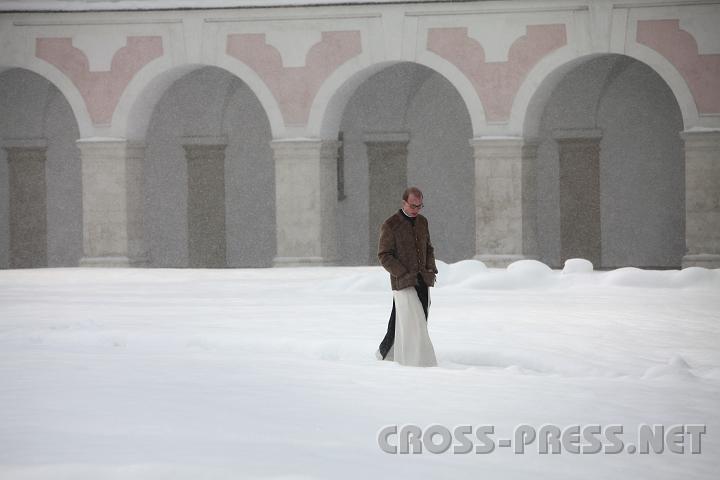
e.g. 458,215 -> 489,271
376,187 -> 438,367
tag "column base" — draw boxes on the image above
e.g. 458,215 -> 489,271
474,254 -> 539,268
79,256 -> 149,267
273,256 -> 338,267
682,254 -> 720,269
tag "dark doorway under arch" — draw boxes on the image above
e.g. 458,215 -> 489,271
530,54 -> 684,269
0,68 -> 82,268
336,62 -> 475,265
144,66 -> 275,268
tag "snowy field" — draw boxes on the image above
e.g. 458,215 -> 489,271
1,260 -> 719,479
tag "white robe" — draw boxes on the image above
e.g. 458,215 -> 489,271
384,287 -> 437,367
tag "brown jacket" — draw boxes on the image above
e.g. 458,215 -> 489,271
378,210 -> 438,290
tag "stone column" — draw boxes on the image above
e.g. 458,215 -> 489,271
77,138 -> 148,267
365,132 -> 409,265
3,139 -> 48,268
271,139 -> 339,266
681,130 -> 720,268
183,136 -> 227,268
554,129 -> 603,268
470,137 -> 538,267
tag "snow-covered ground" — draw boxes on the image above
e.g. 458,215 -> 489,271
1,260 -> 719,479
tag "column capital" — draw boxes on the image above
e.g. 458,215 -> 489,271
2,137 -> 48,150
469,136 -> 539,159
270,138 -> 340,160
76,137 -> 146,158
181,135 -> 228,146
552,128 -> 603,141
469,135 -> 523,147
363,132 -> 410,144
364,133 -> 410,160
3,148 -> 47,163
182,143 -> 227,162
3,138 -> 48,164
681,129 -> 720,153
682,254 -> 720,268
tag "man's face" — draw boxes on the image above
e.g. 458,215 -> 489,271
403,193 -> 424,218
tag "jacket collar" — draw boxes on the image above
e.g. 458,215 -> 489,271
398,208 -> 416,225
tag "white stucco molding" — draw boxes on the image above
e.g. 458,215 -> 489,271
264,30 -> 323,68
679,15 -> 720,55
512,2 -> 716,136
217,55 -> 286,139
619,4 -> 715,129
415,51 -> 487,135
616,3 -> 720,55
114,56 -> 286,141
512,43 -> 702,138
72,33 -> 128,72
625,43 -> 700,129
465,22 -> 528,63
305,55 -> 381,139
509,45 -> 582,138
13,58 -> 94,138
306,51 -> 486,140
307,5 -> 490,139
109,12 -> 287,141
112,55 -> 176,140
0,16 -> 92,133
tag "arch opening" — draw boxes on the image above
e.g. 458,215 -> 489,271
122,62 -> 285,142
333,61 -> 476,265
0,68 -> 82,268
143,66 -> 275,268
525,54 -> 685,269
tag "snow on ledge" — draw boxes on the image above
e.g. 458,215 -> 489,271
684,126 -> 720,133
310,259 -> 720,293
0,259 -> 717,292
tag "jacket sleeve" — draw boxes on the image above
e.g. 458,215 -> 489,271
426,225 -> 438,274
378,222 -> 409,278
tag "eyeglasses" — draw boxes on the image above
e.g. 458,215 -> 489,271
405,201 -> 424,209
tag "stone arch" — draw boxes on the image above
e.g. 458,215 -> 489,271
625,44 -> 698,128
331,61 -> 475,265
307,58 -> 486,140
1,62 -> 92,137
0,67 -> 82,268
118,59 -> 285,142
142,65 -> 275,268
515,50 -> 695,138
524,53 -> 685,269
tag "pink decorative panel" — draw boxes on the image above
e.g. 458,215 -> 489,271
428,25 -> 567,122
227,31 -> 362,125
36,36 -> 163,125
637,19 -> 720,114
